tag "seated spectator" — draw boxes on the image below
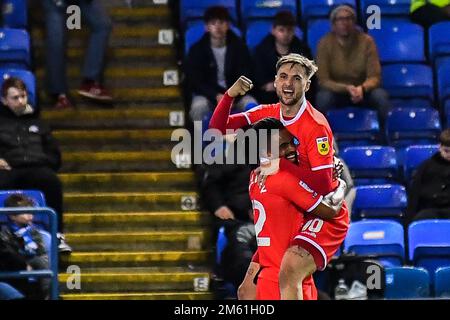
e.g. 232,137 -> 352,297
0,194 -> 51,300
42,0 -> 113,109
406,129 -> 450,223
410,0 -> 450,29
199,138 -> 256,292
184,6 -> 257,122
315,4 -> 392,122
253,11 -> 314,104
0,77 -> 71,253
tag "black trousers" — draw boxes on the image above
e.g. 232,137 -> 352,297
412,208 -> 450,222
0,167 -> 64,232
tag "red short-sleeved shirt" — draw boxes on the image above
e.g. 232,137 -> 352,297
242,100 -> 338,193
249,169 -> 323,282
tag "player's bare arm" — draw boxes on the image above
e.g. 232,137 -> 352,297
237,261 -> 260,300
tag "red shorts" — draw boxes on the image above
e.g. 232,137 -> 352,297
256,271 -> 318,300
291,202 -> 350,271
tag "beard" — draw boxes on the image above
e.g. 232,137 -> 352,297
277,89 -> 302,106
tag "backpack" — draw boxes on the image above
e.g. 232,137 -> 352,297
318,252 -> 386,300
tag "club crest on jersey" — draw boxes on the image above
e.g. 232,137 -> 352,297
316,136 -> 330,156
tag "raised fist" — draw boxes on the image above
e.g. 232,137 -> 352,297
227,76 -> 253,98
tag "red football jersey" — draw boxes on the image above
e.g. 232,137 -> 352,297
209,94 -> 337,195
249,169 -> 323,283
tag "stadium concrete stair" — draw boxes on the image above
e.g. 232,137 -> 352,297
29,0 -> 214,300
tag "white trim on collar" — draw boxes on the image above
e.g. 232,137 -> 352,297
279,97 -> 307,126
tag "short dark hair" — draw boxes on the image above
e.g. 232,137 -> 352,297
204,6 -> 231,23
253,117 -> 285,132
1,77 -> 27,98
273,10 -> 296,27
252,118 -> 285,160
4,194 -> 35,208
440,129 -> 450,147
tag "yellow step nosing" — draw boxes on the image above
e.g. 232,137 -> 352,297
41,108 -> 183,121
59,172 -> 194,179
36,67 -> 168,78
65,251 -> 210,263
33,26 -> 160,39
64,211 -> 206,224
64,191 -> 196,197
58,272 -> 209,282
53,129 -> 174,140
59,47 -> 173,59
65,231 -> 205,242
109,7 -> 170,17
60,292 -> 213,300
62,150 -> 172,162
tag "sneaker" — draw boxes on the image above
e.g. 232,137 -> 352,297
54,94 -> 74,110
57,233 -> 72,254
77,81 -> 113,102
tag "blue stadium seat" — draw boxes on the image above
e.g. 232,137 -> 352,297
0,28 -> 30,69
327,108 -> 380,149
300,0 -> 356,22
382,64 -> 434,103
306,19 -> 330,57
391,98 -> 432,109
409,220 -> 450,285
0,190 -> 48,229
429,22 -> 450,63
216,226 -> 228,265
340,146 -> 398,185
344,220 -> 405,267
184,21 -> 242,55
2,0 -> 28,28
179,0 -> 238,27
369,20 -> 425,63
245,20 -> 303,52
352,184 -> 407,220
403,144 -> 439,182
385,107 -> 441,148
385,267 -> 430,299
435,267 -> 450,298
360,0 -> 411,19
0,69 -> 36,108
240,0 -> 297,26
437,58 -> 450,106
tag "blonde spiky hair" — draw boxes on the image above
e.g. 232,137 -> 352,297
276,53 -> 318,80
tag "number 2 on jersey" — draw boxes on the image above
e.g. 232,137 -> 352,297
252,200 -> 270,247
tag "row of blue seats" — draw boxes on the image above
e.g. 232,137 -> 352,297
185,19 -> 450,107
185,17 -> 450,67
385,266 -> 450,298
341,145 -> 438,186
329,107 -> 446,149
180,0 -> 413,27
345,219 -> 450,286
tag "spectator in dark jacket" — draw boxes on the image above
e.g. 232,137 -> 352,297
0,77 -> 71,253
199,138 -> 256,291
0,194 -> 50,299
185,6 -> 257,122
252,11 -> 314,104
406,129 -> 450,223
